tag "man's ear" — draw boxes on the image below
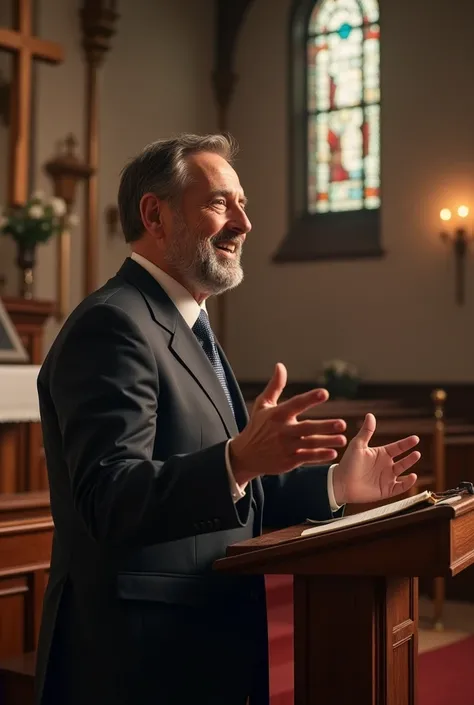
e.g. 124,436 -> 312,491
140,193 -> 164,237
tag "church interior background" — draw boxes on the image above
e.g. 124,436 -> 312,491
1,0 -> 474,703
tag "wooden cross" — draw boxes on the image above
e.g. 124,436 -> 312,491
0,0 -> 64,205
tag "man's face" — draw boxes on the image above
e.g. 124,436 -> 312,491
162,152 -> 252,298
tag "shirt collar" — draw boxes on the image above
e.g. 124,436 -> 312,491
130,252 -> 205,329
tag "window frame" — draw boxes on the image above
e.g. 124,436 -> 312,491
273,0 -> 383,262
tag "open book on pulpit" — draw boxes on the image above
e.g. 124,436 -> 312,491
301,488 -> 469,537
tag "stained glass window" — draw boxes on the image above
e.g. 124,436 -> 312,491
306,0 -> 380,214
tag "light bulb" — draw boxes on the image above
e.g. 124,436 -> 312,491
440,208 -> 452,222
458,205 -> 470,218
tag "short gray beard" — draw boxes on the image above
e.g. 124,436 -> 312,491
163,215 -> 244,296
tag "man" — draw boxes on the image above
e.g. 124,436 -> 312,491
35,133 -> 420,705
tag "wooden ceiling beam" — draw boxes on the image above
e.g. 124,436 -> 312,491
213,0 -> 256,132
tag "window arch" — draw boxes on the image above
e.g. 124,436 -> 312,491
275,0 -> 382,261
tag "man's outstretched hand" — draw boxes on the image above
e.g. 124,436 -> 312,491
332,413 -> 421,505
229,362 -> 347,486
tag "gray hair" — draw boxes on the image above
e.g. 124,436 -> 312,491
117,133 -> 238,243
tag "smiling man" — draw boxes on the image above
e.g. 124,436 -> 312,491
132,142 -> 249,303
35,134 -> 421,705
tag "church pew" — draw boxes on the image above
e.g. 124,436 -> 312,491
0,491 -> 51,703
0,492 -> 52,660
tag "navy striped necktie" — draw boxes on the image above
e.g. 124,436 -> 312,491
192,309 -> 234,414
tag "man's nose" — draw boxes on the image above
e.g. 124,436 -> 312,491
229,209 -> 252,235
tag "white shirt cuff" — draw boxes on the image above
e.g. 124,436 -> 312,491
226,443 -> 340,510
225,439 -> 247,503
327,464 -> 342,512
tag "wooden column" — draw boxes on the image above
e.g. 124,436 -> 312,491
0,427 -> 18,493
432,388 -> 447,629
44,134 -> 93,320
79,1 -> 119,297
212,0 -> 255,349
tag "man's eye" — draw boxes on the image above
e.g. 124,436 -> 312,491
213,199 -> 226,207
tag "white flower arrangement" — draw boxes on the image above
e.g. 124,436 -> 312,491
321,359 -> 360,399
322,359 -> 359,378
0,192 -> 78,248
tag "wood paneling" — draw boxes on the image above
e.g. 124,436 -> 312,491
0,493 -> 51,704
0,492 -> 52,659
1,298 -> 54,493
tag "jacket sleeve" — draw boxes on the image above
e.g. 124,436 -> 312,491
261,466 -> 344,529
45,303 -> 251,548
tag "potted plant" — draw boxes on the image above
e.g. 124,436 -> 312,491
0,192 -> 74,299
321,359 -> 360,399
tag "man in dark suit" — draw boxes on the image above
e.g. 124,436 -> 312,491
35,133 -> 421,705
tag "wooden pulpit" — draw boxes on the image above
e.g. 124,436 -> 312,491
214,495 -> 474,705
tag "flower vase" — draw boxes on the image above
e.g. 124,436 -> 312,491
16,242 -> 37,299
324,373 -> 360,400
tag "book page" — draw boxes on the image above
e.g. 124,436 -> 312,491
301,491 -> 433,537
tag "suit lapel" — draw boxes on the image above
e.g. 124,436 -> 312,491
117,258 -> 238,438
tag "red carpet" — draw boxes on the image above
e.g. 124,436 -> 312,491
418,636 -> 474,705
266,575 -> 474,705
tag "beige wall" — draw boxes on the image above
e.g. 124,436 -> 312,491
225,0 -> 474,383
0,0 -> 215,350
2,0 -> 473,383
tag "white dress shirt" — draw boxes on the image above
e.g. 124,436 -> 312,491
130,252 -> 340,511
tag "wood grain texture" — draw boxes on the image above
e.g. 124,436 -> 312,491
1,298 -> 54,493
0,492 -> 52,662
216,497 -> 474,704
0,0 -> 63,205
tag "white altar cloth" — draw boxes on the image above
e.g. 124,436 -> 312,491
0,365 -> 41,423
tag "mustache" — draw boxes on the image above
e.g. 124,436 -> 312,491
211,231 -> 244,248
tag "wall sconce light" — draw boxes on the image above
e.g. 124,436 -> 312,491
440,205 -> 471,305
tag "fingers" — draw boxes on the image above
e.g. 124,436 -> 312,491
272,387 -> 329,421
384,435 -> 420,459
253,362 -> 287,411
390,473 -> 418,496
352,413 -> 376,448
296,448 -> 339,465
287,419 -> 347,436
393,450 -> 421,476
292,434 -> 347,451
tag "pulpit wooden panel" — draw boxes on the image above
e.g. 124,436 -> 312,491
216,496 -> 474,705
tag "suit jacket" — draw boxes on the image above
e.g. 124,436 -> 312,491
35,257 -> 337,705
